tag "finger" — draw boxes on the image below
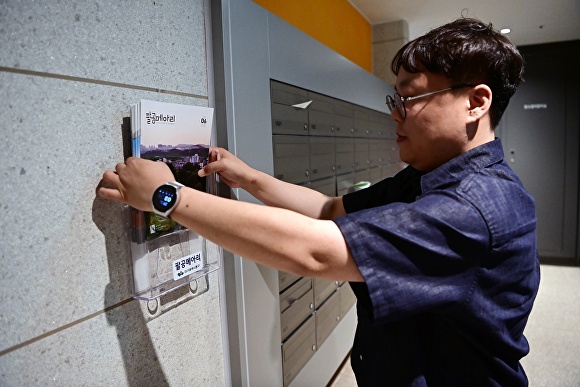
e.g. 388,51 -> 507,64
115,161 -> 128,171
101,169 -> 121,185
97,186 -> 124,202
207,147 -> 222,163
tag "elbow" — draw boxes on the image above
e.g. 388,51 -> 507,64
295,258 -> 329,278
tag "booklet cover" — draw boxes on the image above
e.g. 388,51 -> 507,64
134,99 -> 213,240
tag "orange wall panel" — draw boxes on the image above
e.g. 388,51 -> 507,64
253,0 -> 372,72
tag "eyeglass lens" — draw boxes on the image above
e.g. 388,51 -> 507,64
386,94 -> 406,118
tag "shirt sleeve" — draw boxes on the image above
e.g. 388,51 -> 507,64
334,189 -> 490,324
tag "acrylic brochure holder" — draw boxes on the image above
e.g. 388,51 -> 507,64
127,99 -> 219,301
128,207 -> 219,301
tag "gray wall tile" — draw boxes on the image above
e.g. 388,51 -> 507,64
0,0 -> 225,380
0,72 -> 211,350
0,0 -> 208,96
0,276 -> 224,386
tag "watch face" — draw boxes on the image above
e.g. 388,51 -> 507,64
153,184 -> 178,213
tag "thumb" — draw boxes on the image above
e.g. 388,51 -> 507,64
198,161 -> 221,177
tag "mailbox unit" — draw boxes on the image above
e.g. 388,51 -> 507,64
278,274 -> 357,387
271,80 -> 404,198
271,80 -> 404,386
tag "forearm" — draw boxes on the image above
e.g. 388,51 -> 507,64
241,168 -> 345,220
200,147 -> 345,219
96,157 -> 359,280
171,187 -> 361,281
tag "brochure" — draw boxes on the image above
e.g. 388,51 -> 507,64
128,99 -> 217,300
135,99 -> 211,240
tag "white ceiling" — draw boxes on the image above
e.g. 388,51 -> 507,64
348,0 -> 580,47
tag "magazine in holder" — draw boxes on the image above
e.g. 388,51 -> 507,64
126,99 -> 219,301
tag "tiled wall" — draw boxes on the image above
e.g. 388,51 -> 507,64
0,1 -> 225,385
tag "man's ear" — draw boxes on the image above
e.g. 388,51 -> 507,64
467,84 -> 492,123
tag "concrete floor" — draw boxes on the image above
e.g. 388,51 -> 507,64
329,264 -> 580,387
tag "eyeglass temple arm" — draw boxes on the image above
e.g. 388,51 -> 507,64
403,84 -> 475,102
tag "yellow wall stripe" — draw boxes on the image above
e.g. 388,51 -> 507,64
253,0 -> 372,72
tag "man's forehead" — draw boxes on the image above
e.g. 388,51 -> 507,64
395,70 -> 448,92
395,71 -> 424,91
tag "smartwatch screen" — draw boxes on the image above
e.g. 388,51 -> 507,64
153,184 -> 178,213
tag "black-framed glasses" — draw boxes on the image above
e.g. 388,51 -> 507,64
386,84 -> 475,118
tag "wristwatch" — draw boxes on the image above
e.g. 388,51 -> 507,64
151,181 -> 185,218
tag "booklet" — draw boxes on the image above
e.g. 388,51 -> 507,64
128,99 -> 217,300
134,99 -> 212,240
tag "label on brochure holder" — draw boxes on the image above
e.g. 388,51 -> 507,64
172,251 -> 203,280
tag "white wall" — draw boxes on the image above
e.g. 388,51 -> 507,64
0,1 -> 226,385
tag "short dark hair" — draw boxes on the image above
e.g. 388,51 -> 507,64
391,17 -> 524,128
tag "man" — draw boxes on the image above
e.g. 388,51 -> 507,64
99,17 -> 539,386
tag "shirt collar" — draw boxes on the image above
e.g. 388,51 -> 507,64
420,138 -> 505,193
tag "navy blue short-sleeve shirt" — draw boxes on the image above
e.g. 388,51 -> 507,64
334,139 -> 540,386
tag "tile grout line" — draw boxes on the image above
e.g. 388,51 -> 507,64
0,298 -> 134,358
0,66 -> 209,99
